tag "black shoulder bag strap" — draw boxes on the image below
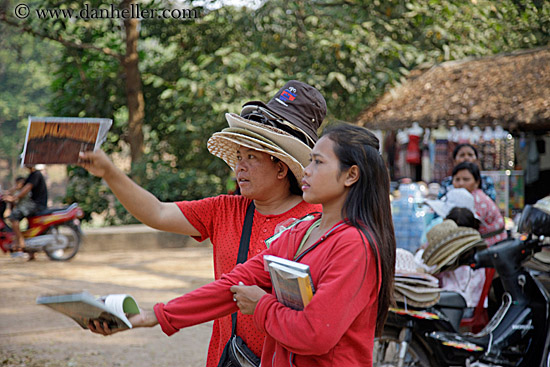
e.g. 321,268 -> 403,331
231,201 -> 255,335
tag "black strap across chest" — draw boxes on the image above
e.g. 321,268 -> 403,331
231,201 -> 255,335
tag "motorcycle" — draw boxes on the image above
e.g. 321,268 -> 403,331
374,203 -> 550,367
0,198 -> 84,261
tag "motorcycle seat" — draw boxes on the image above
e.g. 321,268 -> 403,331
437,291 -> 467,309
32,203 -> 78,217
437,291 -> 467,331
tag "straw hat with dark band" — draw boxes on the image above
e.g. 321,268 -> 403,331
207,125 -> 305,181
423,220 -> 487,274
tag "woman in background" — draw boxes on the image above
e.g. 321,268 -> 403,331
439,143 -> 496,201
451,161 -> 506,246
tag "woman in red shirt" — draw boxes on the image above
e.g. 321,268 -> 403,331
80,80 -> 325,366
90,124 -> 396,367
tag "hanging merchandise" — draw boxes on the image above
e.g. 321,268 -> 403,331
406,134 -> 422,165
479,127 -> 496,170
433,139 -> 452,182
458,125 -> 472,144
421,129 -> 432,183
505,134 -> 515,170
471,126 -> 482,144
406,123 -> 423,166
449,126 -> 460,143
396,130 -> 413,179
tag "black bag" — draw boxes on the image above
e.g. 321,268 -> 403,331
218,330 -> 261,367
218,202 -> 261,367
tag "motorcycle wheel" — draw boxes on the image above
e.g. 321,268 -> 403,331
44,223 -> 81,261
373,326 -> 433,367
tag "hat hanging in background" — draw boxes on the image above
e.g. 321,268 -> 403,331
394,248 -> 441,308
424,188 -> 479,219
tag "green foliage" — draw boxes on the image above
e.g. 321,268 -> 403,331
0,19 -> 60,186
64,166 -> 109,222
2,0 -> 549,224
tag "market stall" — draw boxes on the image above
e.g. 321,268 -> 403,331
355,47 -> 550,250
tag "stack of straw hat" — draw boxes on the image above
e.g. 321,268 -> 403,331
206,80 -> 327,183
422,220 -> 487,274
394,248 -> 441,308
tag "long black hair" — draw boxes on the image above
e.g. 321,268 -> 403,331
324,124 -> 396,336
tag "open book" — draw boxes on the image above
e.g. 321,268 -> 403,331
21,116 -> 112,166
264,255 -> 315,311
36,291 -> 140,329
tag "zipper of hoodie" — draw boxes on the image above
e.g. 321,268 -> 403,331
294,222 -> 346,261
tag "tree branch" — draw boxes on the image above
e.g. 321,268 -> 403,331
0,13 -> 124,61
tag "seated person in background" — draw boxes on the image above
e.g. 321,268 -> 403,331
451,161 -> 506,246
439,143 -> 496,201
418,193 -> 486,311
439,207 -> 486,312
420,187 -> 477,248
3,166 -> 48,257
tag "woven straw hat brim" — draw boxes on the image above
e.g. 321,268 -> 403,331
225,113 -> 312,167
395,248 -> 421,274
425,234 -> 481,266
395,276 -> 440,288
207,131 -> 305,182
395,282 -> 443,294
394,287 -> 440,303
423,227 -> 480,263
431,239 -> 487,274
221,127 -> 279,146
394,293 -> 440,308
394,289 -> 441,308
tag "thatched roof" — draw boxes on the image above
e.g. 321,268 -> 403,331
355,47 -> 550,132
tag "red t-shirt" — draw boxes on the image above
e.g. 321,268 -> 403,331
176,195 -> 321,367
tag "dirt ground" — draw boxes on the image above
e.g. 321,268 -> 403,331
0,247 -> 216,367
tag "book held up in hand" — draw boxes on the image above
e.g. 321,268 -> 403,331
21,116 -> 112,166
264,255 -> 315,311
36,291 -> 140,330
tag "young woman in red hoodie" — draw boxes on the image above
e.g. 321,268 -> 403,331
90,124 -> 396,367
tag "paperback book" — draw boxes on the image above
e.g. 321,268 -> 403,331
36,291 -> 139,330
21,116 -> 112,166
264,254 -> 315,311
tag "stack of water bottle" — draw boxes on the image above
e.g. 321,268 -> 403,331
391,182 -> 431,253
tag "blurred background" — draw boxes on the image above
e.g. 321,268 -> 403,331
1,0 -> 548,228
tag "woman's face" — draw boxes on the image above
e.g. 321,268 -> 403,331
234,146 -> 284,199
454,146 -> 477,164
301,136 -> 352,207
452,169 -> 479,193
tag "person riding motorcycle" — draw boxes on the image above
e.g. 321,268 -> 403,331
3,164 -> 48,259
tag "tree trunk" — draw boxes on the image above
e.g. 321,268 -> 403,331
121,0 -> 145,167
